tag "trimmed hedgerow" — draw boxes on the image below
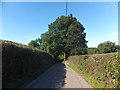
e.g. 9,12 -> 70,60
1,40 -> 55,88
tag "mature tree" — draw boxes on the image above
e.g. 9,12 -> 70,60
39,14 -> 88,60
97,41 -> 117,53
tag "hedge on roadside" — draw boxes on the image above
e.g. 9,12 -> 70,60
1,40 -> 55,88
66,53 -> 120,88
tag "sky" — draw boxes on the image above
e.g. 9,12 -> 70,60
1,2 -> 118,47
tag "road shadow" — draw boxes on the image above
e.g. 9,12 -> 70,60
24,62 -> 67,89
48,62 -> 66,89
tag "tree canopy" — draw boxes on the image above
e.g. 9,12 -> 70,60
39,14 -> 88,60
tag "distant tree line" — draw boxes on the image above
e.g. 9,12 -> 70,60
88,41 -> 119,54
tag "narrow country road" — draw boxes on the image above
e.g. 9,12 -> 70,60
24,63 -> 93,88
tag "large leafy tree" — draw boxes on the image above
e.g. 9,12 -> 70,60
39,14 -> 88,60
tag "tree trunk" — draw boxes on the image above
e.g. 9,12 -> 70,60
64,52 -> 68,61
64,52 -> 66,61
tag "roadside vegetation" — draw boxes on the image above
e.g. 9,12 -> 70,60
66,53 -> 119,88
1,40 -> 55,88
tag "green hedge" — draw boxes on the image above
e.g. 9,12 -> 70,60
66,53 -> 120,88
1,40 -> 55,88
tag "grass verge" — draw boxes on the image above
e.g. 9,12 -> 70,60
66,63 -> 105,88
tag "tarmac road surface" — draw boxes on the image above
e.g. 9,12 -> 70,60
24,62 -> 93,88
